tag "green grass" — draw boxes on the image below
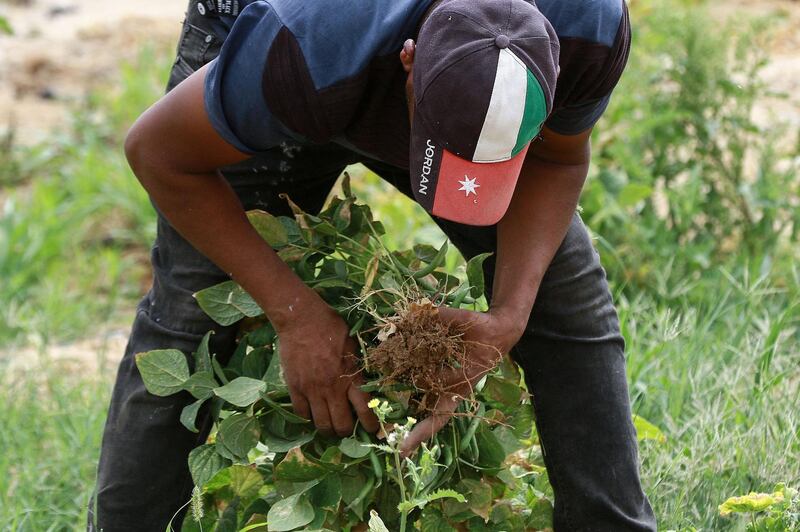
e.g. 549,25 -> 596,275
0,1 -> 798,530
0,366 -> 110,530
622,271 -> 800,529
0,47 -> 169,347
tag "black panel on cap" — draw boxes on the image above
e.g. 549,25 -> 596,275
412,0 -> 559,163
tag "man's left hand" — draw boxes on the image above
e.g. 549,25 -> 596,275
399,306 -> 523,458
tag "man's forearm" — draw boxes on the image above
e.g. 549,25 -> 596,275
490,155 -> 589,338
132,165 -> 320,331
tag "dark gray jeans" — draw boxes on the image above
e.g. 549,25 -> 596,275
89,4 -> 656,531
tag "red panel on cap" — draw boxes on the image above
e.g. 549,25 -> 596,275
431,145 -> 529,226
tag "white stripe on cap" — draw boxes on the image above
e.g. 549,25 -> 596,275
473,48 -> 528,163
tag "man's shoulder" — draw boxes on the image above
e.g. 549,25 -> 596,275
535,0 -> 626,48
265,0 -> 433,90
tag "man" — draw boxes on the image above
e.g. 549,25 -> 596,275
90,0 -> 656,529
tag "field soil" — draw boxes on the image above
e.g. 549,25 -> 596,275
0,0 -> 186,144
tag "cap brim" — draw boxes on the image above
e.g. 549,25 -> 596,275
409,114 -> 529,226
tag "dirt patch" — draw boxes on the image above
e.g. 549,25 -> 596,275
0,327 -> 129,375
0,0 -> 186,144
709,0 -> 800,127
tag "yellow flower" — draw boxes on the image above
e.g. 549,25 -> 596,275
368,398 -> 380,409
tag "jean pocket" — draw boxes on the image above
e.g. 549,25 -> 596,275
165,55 -> 195,92
177,21 -> 221,71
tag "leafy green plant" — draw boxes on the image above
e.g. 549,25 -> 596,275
584,0 -> 800,299
136,178 -> 554,531
718,484 -> 799,531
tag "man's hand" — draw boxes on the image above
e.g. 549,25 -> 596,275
277,299 -> 380,437
399,307 -> 523,457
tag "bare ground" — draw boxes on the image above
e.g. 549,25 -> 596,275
0,0 -> 185,144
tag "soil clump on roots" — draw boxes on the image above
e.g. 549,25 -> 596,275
365,299 -> 468,403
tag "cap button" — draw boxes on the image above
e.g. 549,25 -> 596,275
495,34 -> 510,49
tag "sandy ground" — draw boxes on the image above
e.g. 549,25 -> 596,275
0,0 -> 798,373
0,0 -> 186,145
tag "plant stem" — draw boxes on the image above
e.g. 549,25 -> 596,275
385,420 -> 408,532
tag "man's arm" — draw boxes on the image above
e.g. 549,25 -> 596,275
490,126 -> 592,336
401,126 -> 592,455
125,64 -> 378,436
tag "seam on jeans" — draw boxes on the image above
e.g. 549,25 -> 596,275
135,304 -> 216,342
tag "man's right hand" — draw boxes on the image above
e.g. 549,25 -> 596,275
275,299 -> 379,437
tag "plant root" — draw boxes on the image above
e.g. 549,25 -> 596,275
364,299 -> 469,411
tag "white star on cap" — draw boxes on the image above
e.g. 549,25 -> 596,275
458,175 -> 480,197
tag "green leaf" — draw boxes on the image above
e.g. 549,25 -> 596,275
420,507 -> 458,532
339,437 -> 371,458
215,438 -> 237,461
241,498 -> 271,529
267,493 -> 315,532
0,16 -> 12,35
720,493 -> 783,517
413,244 -> 439,263
427,488 -> 466,504
379,271 -> 401,292
509,403 -> 534,440
275,448 -> 328,482
259,412 -> 315,452
247,210 -> 289,247
217,413 -> 261,459
228,464 -> 265,499
526,497 -> 554,529
193,331 -> 213,373
135,349 -> 190,396
216,501 -> 239,532
459,479 -> 492,520
633,414 -> 667,443
368,510 -> 391,532
212,355 -> 230,385
475,426 -> 507,469
465,252 -> 493,298
182,371 -> 218,400
309,474 -> 342,510
397,489 -> 466,513
263,397 -> 309,424
214,377 -> 267,407
188,444 -> 231,487
492,425 -> 523,456
194,281 -> 263,326
481,375 -> 522,407
617,183 -> 653,208
180,399 -> 205,433
264,343 -> 288,395
242,347 -> 270,379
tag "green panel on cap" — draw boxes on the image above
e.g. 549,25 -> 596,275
512,70 -> 547,157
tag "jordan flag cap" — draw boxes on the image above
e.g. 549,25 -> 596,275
410,0 -> 559,226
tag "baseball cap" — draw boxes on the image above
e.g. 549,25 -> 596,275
409,0 -> 559,226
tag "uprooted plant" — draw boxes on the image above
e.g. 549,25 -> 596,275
135,175 -> 555,531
